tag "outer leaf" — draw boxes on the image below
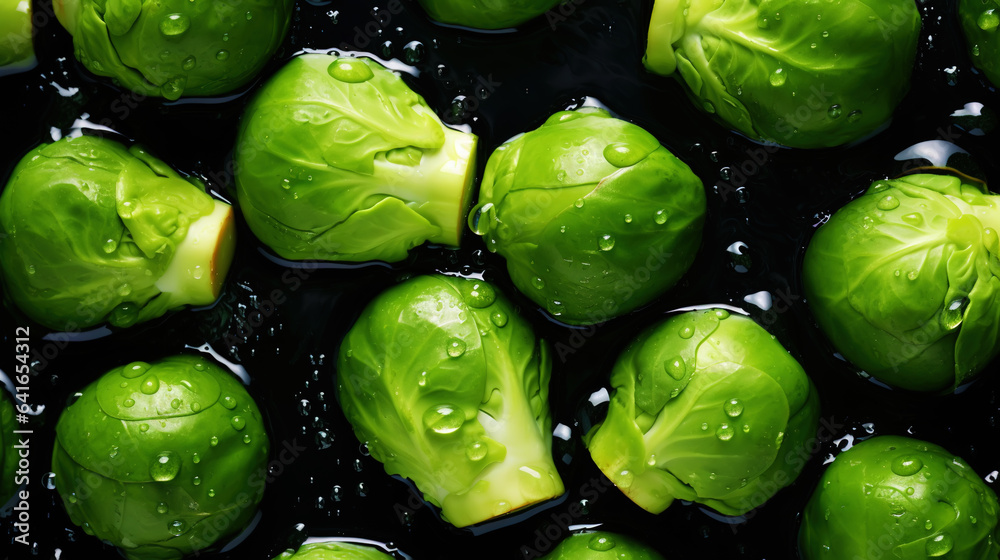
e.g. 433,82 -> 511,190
274,541 -> 395,560
540,531 -> 666,560
416,0 -> 561,29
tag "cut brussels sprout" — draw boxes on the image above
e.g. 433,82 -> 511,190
235,54 -> 478,263
0,135 -> 236,331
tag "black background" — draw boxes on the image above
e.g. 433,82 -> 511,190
2,0 -> 1000,558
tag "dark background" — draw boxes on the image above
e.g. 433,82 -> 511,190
2,0 -> 1000,558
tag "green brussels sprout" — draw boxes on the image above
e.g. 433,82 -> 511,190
52,0 -> 292,99
799,435 -> 1000,560
1,389 -> 19,505
0,0 -> 35,74
584,308 -> 820,515
52,355 -> 270,560
274,541 -> 394,560
337,275 -> 564,527
803,173 -> 1000,392
960,0 -> 1000,87
540,531 -> 665,560
643,0 -> 920,148
235,54 -> 478,263
0,135 -> 236,331
468,107 -> 706,325
415,0 -> 560,30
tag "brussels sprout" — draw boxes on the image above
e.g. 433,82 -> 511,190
0,389 -> 19,505
235,54 -> 478,263
584,309 -> 820,515
0,135 -> 236,331
52,355 -> 270,560
415,0 -> 560,30
799,435 -> 1000,560
468,107 -> 706,325
643,0 -> 920,148
0,0 -> 35,75
540,531 -> 665,560
960,0 -> 1000,87
274,541 -> 394,560
803,173 -> 1000,392
337,275 -> 564,527
52,0 -> 292,99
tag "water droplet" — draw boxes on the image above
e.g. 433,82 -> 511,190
140,375 -> 160,395
156,502 -> 168,514
926,533 -> 954,557
417,371 -> 428,387
598,234 -> 615,251
103,238 -> 118,253
978,9 -> 999,31
67,493 -> 78,504
701,422 -> 709,431
181,55 -> 196,71
423,404 -> 464,434
43,473 -> 56,490
170,398 -> 180,409
588,535 -> 616,551
891,456 -> 923,476
490,311 -> 508,327
531,276 -> 546,290
231,416 -> 246,431
150,452 -> 180,481
941,298 -> 966,329
664,357 -> 686,380
467,441 -> 487,461
109,302 -> 140,328
715,309 -> 730,319
122,362 -> 149,379
192,362 -> 205,371
877,195 -> 900,210
327,58 -> 374,83
208,489 -> 216,498
139,423 -> 149,432
679,326 -> 694,339
775,431 -> 785,445
716,424 -> 735,441
618,469 -> 635,489
724,398 -> 744,417
464,282 -> 496,308
192,453 -> 200,464
654,209 -> 668,224
168,519 -> 187,536
216,50 -> 230,61
159,13 -> 190,36
446,338 -> 466,358
221,396 -> 237,410
769,68 -> 787,86
192,476 -> 201,486
847,110 -> 863,123
245,10 -> 252,20
925,519 -> 933,531
603,142 -> 644,167
574,198 -> 585,209
624,213 -> 633,224
243,434 -> 252,444
403,40 -> 425,64
828,105 -> 842,119
161,77 -> 185,100
123,398 -> 135,408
